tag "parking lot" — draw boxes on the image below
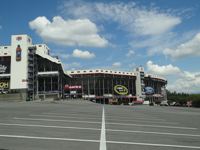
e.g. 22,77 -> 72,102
0,100 -> 200,150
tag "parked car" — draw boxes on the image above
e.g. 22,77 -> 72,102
149,102 -> 154,106
160,101 -> 169,106
0,89 -> 8,94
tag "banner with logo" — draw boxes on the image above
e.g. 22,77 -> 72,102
0,56 -> 11,74
114,85 -> 128,95
0,81 -> 9,89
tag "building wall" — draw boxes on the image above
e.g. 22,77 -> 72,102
10,35 -> 32,90
66,73 -> 136,99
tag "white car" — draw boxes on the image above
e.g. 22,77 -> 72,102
0,89 -> 8,94
160,101 -> 169,106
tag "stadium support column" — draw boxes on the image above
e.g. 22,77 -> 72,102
135,67 -> 145,101
128,78 -> 130,104
81,80 -> 83,99
51,76 -> 52,92
43,78 -> 46,99
87,78 -> 90,97
36,79 -> 38,98
94,76 -> 96,96
103,78 -> 105,104
58,74 -> 59,99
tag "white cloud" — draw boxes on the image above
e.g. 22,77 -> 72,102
112,62 -> 121,68
29,16 -> 108,47
167,72 -> 200,93
146,60 -> 200,93
61,1 -> 181,36
164,32 -> 200,59
72,49 -> 95,59
146,60 -> 181,76
133,11 -> 181,36
126,50 -> 135,57
0,25 -> 2,29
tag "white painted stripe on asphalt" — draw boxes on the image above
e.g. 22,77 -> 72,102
106,116 -> 166,121
107,122 -> 197,130
0,122 -> 198,137
30,114 -> 102,121
30,114 -> 177,125
43,112 -> 102,118
107,140 -> 200,149
0,134 -> 99,143
99,107 -> 107,150
14,117 -> 102,124
0,134 -> 200,149
0,123 -> 100,131
43,112 -> 165,121
14,117 -> 196,130
107,129 -> 200,137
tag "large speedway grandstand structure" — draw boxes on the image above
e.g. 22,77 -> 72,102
0,34 -> 167,104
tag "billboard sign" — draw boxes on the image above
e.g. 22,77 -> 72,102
0,81 -> 9,89
16,45 -> 22,61
114,85 -> 128,95
144,86 -> 154,95
0,65 -> 7,73
0,57 -> 11,74
64,85 -> 82,90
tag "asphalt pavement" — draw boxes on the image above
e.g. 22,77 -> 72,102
0,100 -> 200,150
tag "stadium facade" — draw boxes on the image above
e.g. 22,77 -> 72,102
0,34 -> 167,104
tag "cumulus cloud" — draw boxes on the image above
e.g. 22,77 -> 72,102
164,33 -> 200,59
167,72 -> 200,93
112,62 -> 121,68
146,60 -> 181,76
72,49 -> 95,59
61,1 -> 181,36
29,16 -> 108,47
146,60 -> 200,93
126,50 -> 135,57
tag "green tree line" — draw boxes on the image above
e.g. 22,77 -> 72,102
167,90 -> 200,107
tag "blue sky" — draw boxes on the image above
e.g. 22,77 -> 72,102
0,0 -> 200,93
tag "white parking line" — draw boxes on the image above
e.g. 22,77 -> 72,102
30,114 -> 102,121
106,116 -> 166,121
107,140 -> 200,149
0,122 -> 199,137
100,107 -> 107,150
14,117 -> 196,130
14,117 -> 102,124
0,134 -> 200,149
43,112 -> 165,121
107,122 -> 197,130
0,134 -> 99,143
30,114 -> 177,125
107,129 -> 200,137
0,123 -> 100,131
43,112 -> 102,118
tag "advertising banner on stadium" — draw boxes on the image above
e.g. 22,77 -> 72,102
0,80 -> 9,89
144,86 -> 154,95
64,85 -> 82,90
114,85 -> 128,95
0,57 -> 11,74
